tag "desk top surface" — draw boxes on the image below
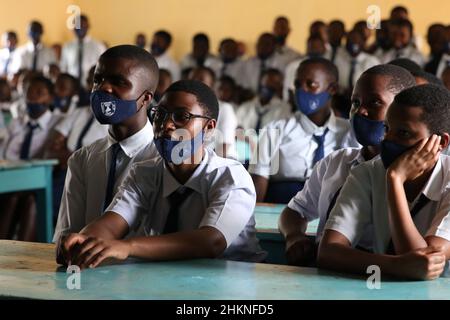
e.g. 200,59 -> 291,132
1,240 -> 449,300
0,159 -> 58,170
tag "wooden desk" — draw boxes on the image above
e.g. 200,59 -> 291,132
1,240 -> 449,300
254,203 -> 318,264
0,160 -> 58,243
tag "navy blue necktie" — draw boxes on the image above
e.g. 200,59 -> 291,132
19,122 -> 39,160
312,128 -> 329,166
348,58 -> 357,89
78,39 -> 84,82
103,143 -> 122,211
3,50 -> 12,75
32,45 -> 38,71
258,59 -> 267,92
164,187 -> 194,234
255,108 -> 269,133
75,115 -> 95,150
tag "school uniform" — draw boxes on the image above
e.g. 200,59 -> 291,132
333,48 -> 380,93
54,105 -> 108,152
379,44 -> 426,66
236,96 -> 292,132
106,147 -> 267,262
60,36 -> 106,87
435,53 -> 450,79
155,52 -> 180,81
217,58 -> 246,86
242,54 -> 286,93
53,119 -> 158,241
248,111 -> 358,203
287,148 -> 372,249
52,95 -> 79,118
10,42 -> 57,73
2,109 -> 62,160
180,53 -> 222,77
208,100 -> 237,159
325,155 -> 450,255
0,47 -> 17,77
275,45 -> 302,70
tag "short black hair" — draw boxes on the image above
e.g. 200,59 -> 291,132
189,66 -> 216,83
298,57 -> 339,83
154,30 -> 172,46
219,38 -> 236,47
329,20 -> 345,29
29,75 -> 54,96
56,73 -> 80,92
218,75 -> 236,88
5,31 -> 17,39
165,80 -> 219,120
261,68 -> 283,80
362,64 -> 416,94
411,69 -> 445,86
193,33 -> 209,43
393,84 -> 450,135
391,5 -> 408,15
29,20 -> 43,33
388,58 -> 422,73
390,18 -> 414,34
99,45 -> 159,93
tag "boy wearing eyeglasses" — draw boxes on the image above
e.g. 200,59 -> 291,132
54,45 -> 160,257
57,79 -> 266,268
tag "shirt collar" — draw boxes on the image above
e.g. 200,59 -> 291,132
103,119 -> 154,157
421,155 -> 444,202
29,109 -> 52,129
162,148 -> 211,197
27,42 -> 43,50
296,110 -> 339,135
348,148 -> 367,167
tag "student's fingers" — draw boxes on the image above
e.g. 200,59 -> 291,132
428,252 -> 446,265
63,234 -> 86,264
72,238 -> 101,266
423,245 -> 444,254
79,243 -> 107,269
89,249 -> 110,269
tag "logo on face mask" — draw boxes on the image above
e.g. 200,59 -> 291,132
101,101 -> 116,117
295,88 -> 330,115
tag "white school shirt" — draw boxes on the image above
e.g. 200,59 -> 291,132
208,100 -> 237,159
55,106 -> 108,152
333,49 -> 380,93
379,44 -> 426,67
248,111 -> 358,181
107,147 -> 267,262
180,53 -> 222,77
60,36 -> 106,87
11,42 -> 57,73
0,47 -> 17,77
276,45 -> 302,69
236,96 -> 292,131
435,53 -> 450,79
53,119 -> 158,241
217,58 -> 246,86
288,148 -> 373,247
242,54 -> 286,92
325,155 -> 450,254
155,51 -> 180,81
3,109 -> 62,160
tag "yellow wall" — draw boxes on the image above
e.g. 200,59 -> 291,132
1,0 -> 449,60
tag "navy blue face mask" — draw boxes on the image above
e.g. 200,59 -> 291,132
346,42 -> 361,56
28,30 -> 41,42
154,130 -> 205,165
53,96 -> 72,110
27,102 -> 48,118
90,90 -> 146,125
151,44 -> 165,56
351,113 -> 385,147
295,88 -> 330,115
380,140 -> 412,169
259,86 -> 275,102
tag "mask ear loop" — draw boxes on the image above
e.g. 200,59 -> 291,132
136,90 -> 153,112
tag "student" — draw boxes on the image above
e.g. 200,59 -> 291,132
328,20 -> 346,63
333,29 -> 380,95
283,35 -> 331,101
57,80 -> 266,267
43,63 -> 61,84
52,73 -> 80,115
180,33 -> 222,77
0,31 -> 18,78
279,64 -> 416,266
0,76 -> 62,240
388,58 -> 445,86
272,16 -> 301,68
135,33 -> 146,49
424,23 -> 446,69
188,66 -> 237,159
216,75 -> 238,110
53,45 -> 160,243
11,21 -> 57,73
369,20 -> 391,58
217,38 -> 245,86
153,68 -> 173,105
434,26 -> 450,79
442,66 -> 450,90
380,19 -> 425,66
352,21 -> 372,52
249,57 -> 358,204
237,68 -> 291,132
150,30 -> 180,81
309,20 -> 331,54
319,84 -> 450,280
60,15 -> 106,88
243,33 -> 285,93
